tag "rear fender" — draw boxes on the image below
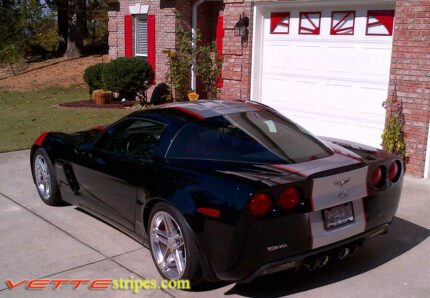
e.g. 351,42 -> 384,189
141,196 -> 220,281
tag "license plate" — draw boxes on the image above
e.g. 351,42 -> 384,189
323,203 -> 354,230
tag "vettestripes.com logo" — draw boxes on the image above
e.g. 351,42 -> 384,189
6,277 -> 191,293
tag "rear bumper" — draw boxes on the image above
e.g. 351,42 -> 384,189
240,223 -> 390,283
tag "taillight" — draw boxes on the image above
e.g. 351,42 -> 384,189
248,193 -> 272,217
371,166 -> 384,188
388,161 -> 401,182
279,187 -> 301,209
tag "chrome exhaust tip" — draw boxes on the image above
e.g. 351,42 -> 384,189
318,255 -> 329,268
348,244 -> 360,256
338,247 -> 350,260
303,259 -> 319,271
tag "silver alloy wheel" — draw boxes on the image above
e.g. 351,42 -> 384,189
34,155 -> 51,200
150,211 -> 186,280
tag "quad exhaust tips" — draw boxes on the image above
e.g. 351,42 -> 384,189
303,255 -> 330,271
303,244 -> 360,271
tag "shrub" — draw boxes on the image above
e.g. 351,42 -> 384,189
164,25 -> 222,101
164,26 -> 193,101
381,93 -> 408,163
196,44 -> 222,99
102,57 -> 154,98
83,63 -> 105,91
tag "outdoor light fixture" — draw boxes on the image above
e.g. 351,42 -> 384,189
234,13 -> 249,37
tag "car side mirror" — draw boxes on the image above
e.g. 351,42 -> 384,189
78,142 -> 95,157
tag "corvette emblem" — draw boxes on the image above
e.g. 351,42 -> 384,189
334,177 -> 350,188
338,190 -> 348,199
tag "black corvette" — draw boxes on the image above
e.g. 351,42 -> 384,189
31,100 -> 403,284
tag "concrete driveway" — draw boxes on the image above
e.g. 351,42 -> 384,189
0,150 -> 429,297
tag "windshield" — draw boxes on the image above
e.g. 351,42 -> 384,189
167,109 -> 333,164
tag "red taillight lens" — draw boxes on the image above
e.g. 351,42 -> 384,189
388,161 -> 400,182
248,193 -> 272,217
279,187 -> 301,209
371,166 -> 384,188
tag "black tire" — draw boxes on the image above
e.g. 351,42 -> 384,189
32,148 -> 63,206
148,202 -> 204,287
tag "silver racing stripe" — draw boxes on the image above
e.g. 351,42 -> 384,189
309,199 -> 366,249
311,166 -> 368,211
308,166 -> 368,249
274,153 -> 362,177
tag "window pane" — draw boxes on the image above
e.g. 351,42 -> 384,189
136,16 -> 148,56
98,120 -> 165,157
167,110 -> 332,164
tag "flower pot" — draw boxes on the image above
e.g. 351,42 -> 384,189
93,90 -> 112,105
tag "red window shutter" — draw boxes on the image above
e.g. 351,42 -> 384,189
147,14 -> 156,82
124,15 -> 133,57
216,15 -> 224,88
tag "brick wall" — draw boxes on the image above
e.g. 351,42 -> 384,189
219,0 -> 253,100
389,0 -> 430,177
108,0 -> 177,86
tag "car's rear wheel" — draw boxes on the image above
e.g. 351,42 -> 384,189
149,203 -> 203,286
32,148 -> 62,206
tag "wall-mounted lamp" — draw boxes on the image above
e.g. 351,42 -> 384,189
234,13 -> 249,37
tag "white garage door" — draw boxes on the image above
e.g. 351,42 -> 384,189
251,2 -> 395,147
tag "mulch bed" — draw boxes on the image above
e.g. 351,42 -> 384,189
59,99 -> 138,109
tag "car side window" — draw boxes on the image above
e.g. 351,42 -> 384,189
97,119 -> 165,157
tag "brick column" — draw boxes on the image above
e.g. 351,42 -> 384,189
389,0 -> 430,177
220,0 -> 253,100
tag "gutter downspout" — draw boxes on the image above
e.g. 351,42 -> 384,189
191,0 -> 205,92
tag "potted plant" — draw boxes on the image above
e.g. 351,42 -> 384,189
93,89 -> 113,105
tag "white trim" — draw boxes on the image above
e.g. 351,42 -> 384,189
129,4 -> 149,15
255,0 -> 396,8
424,120 -> 430,178
250,5 -> 265,102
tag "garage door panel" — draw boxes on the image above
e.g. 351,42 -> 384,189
359,47 -> 392,79
262,77 -> 386,124
256,4 -> 393,148
264,42 -> 391,83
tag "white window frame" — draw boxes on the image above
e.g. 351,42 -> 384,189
134,14 -> 148,58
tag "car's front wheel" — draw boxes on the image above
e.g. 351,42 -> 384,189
32,148 -> 62,206
149,203 -> 203,286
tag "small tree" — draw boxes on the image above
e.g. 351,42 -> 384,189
196,43 -> 222,99
381,88 -> 408,163
164,25 -> 222,101
164,26 -> 193,101
0,44 -> 24,75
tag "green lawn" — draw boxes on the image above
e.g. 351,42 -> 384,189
0,87 -> 129,153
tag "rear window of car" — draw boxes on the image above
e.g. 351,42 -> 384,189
166,109 -> 332,164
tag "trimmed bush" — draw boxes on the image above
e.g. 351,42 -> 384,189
83,63 -> 105,91
102,57 -> 154,97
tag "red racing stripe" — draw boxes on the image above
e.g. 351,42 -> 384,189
173,107 -> 205,119
34,132 -> 48,146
